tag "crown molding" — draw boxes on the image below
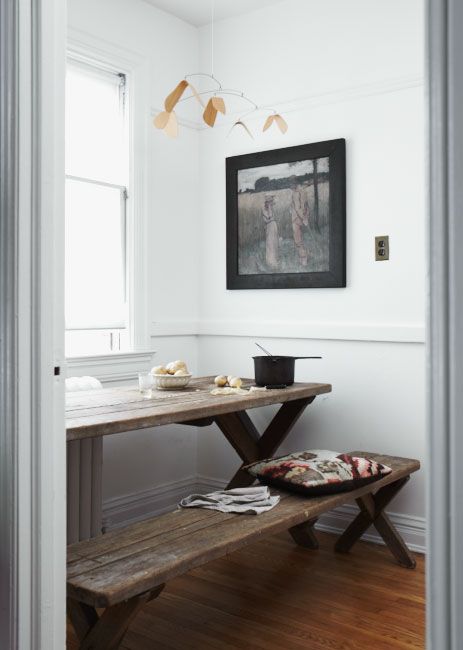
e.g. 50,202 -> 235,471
67,26 -> 147,68
152,74 -> 424,132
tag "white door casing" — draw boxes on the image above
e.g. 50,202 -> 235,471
2,0 -> 463,648
0,0 -> 66,648
427,0 -> 463,647
0,0 -> 20,646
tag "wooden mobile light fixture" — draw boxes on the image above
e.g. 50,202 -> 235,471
153,2 -> 288,139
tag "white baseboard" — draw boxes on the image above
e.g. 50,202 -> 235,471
314,504 -> 425,553
102,476 -> 196,531
103,474 -> 426,554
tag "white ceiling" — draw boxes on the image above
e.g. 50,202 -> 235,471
142,0 -> 284,27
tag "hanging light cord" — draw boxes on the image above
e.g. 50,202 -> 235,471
211,0 -> 214,77
153,0 -> 286,136
178,3 -> 279,118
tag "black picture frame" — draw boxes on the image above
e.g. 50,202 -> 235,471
226,138 -> 346,289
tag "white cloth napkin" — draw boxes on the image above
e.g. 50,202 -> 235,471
65,376 -> 103,392
179,486 -> 279,515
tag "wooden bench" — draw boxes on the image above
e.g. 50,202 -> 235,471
67,452 -> 420,649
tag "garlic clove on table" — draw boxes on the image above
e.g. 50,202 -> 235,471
167,360 -> 188,374
152,365 -> 168,375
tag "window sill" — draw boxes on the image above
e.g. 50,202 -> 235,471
66,350 -> 155,385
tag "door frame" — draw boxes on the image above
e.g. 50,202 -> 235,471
0,0 -> 66,647
1,0 -> 463,647
427,0 -> 463,647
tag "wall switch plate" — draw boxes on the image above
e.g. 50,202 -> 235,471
375,235 -> 389,261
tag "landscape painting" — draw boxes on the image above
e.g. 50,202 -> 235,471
237,158 -> 330,275
226,140 -> 346,289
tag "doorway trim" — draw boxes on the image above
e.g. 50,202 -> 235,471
0,0 -> 20,646
427,0 -> 463,647
0,0 -> 66,647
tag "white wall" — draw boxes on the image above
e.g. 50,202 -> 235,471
196,0 -> 426,530
67,0 -> 426,546
67,0 -> 201,505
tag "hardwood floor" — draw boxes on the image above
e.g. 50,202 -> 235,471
67,531 -> 425,650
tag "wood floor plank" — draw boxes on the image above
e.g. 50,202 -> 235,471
67,532 -> 425,650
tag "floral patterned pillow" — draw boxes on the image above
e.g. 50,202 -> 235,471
245,450 -> 392,496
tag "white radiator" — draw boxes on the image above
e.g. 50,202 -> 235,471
66,375 -> 104,543
67,438 -> 103,543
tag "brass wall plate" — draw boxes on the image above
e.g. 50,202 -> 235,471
375,235 -> 389,261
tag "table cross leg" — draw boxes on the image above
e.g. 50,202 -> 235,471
335,476 -> 416,568
68,584 -> 165,650
214,397 -> 315,490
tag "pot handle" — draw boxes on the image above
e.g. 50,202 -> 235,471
293,356 -> 322,360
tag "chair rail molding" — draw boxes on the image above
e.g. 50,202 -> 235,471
197,320 -> 425,344
150,320 -> 425,343
427,0 -> 463,647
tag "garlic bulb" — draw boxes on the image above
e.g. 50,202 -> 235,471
214,375 -> 228,387
174,369 -> 189,376
166,360 -> 188,375
228,376 -> 242,389
152,365 -> 168,375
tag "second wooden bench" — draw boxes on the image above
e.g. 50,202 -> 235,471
67,451 -> 420,650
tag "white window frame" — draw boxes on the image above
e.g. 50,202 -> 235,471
66,31 -> 150,362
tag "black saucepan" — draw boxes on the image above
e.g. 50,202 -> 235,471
253,355 -> 322,388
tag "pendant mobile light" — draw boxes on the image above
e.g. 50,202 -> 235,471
153,1 -> 288,139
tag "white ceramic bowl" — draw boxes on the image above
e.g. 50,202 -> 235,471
151,373 -> 192,391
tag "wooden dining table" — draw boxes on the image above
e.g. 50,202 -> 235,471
66,378 -> 424,650
66,376 -> 332,490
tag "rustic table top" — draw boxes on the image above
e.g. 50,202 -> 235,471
66,376 -> 331,441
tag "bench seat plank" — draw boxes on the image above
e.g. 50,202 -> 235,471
68,453 -> 419,608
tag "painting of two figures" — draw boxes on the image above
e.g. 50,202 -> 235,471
237,157 -> 330,276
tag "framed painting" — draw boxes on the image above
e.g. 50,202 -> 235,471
226,139 -> 346,289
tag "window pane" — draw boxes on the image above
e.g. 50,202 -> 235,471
66,62 -> 128,185
65,179 -> 126,330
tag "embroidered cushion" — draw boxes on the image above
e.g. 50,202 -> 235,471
245,450 -> 392,496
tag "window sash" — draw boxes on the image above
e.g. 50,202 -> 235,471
65,176 -> 128,331
65,175 -> 128,290
65,54 -> 133,355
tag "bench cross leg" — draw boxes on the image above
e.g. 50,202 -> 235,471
68,584 -> 165,650
289,518 -> 319,549
335,476 -> 416,569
